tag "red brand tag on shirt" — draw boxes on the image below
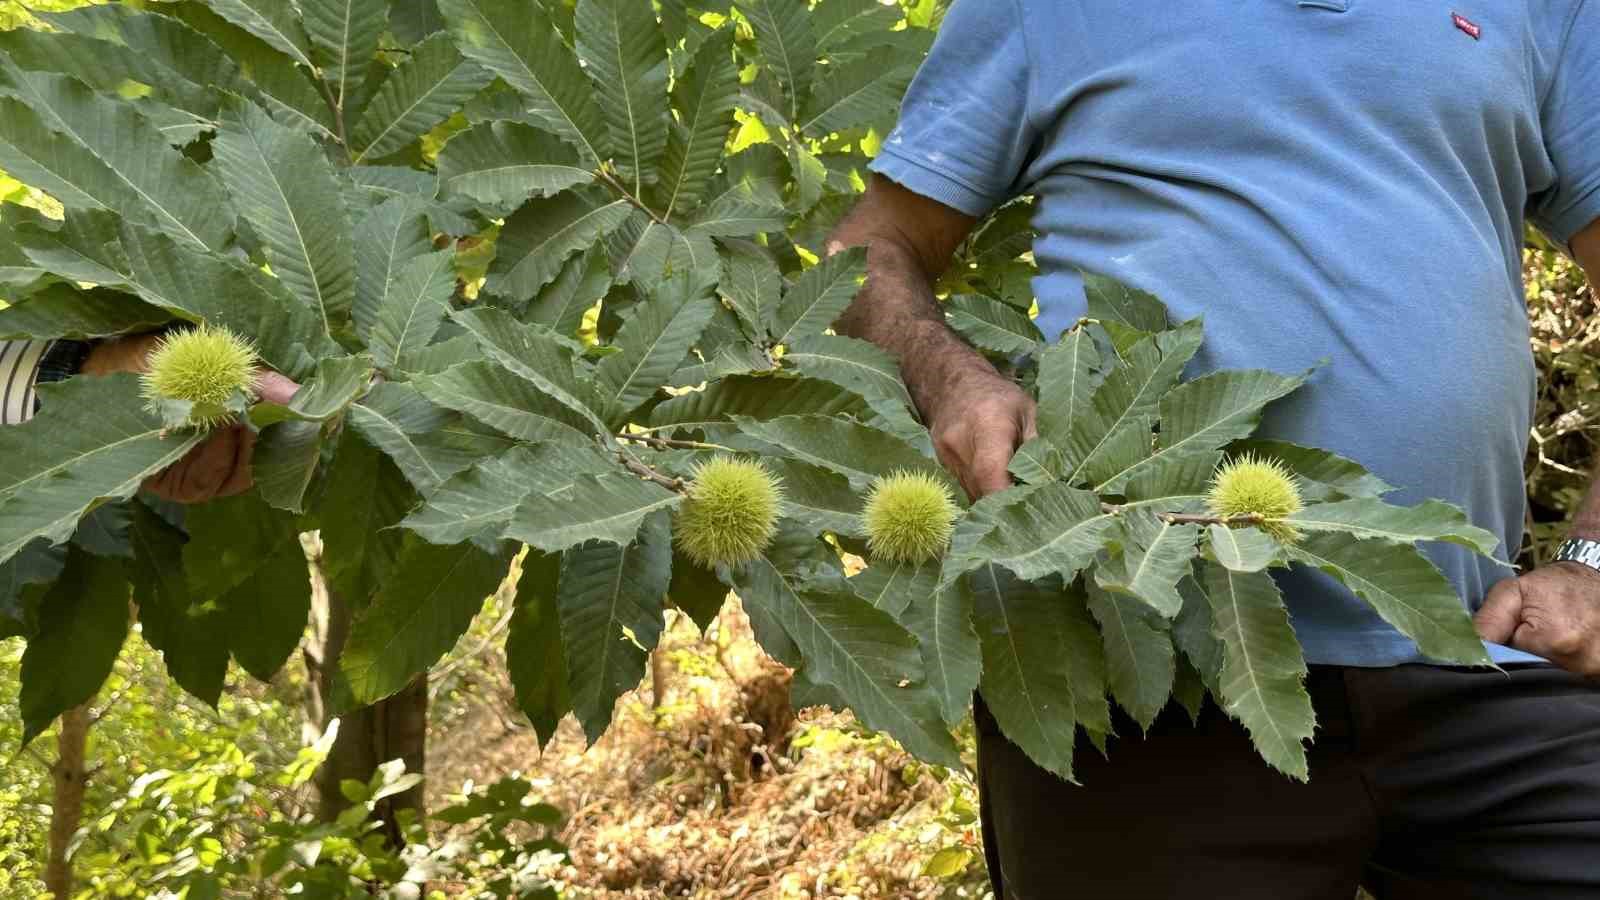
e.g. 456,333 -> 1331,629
1452,12 -> 1482,39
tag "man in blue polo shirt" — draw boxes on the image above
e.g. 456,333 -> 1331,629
828,1 -> 1600,896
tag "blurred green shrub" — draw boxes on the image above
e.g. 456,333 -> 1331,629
1,637 -> 568,899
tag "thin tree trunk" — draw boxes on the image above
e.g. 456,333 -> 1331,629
302,536 -> 426,842
370,675 -> 426,844
46,704 -> 90,899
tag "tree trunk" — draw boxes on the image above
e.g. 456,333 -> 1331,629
369,676 -> 427,843
302,538 -> 426,843
46,704 -> 90,899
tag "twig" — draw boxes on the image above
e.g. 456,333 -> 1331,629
617,433 -> 735,453
595,167 -> 668,226
617,443 -> 687,492
1532,431 -> 1588,477
428,606 -> 517,700
90,680 -> 134,725
1100,501 -> 1264,528
1161,511 -> 1267,527
316,78 -> 349,151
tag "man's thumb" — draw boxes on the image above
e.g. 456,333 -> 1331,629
254,370 -> 300,406
968,435 -> 1017,500
1474,578 -> 1524,646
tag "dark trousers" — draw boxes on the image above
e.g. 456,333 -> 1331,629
974,664 -> 1600,900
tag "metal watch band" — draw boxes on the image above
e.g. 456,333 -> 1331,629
34,339 -> 91,386
1552,538 -> 1600,573
30,339 -> 93,416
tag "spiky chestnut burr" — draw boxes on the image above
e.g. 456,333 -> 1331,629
140,324 -> 259,429
862,470 -> 958,564
675,456 -> 785,567
1206,453 -> 1305,542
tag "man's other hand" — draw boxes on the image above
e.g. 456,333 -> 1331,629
81,333 -> 299,504
927,368 -> 1037,501
1475,563 -> 1600,676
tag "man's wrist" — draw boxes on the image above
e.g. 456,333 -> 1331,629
901,325 -> 1000,420
81,333 -> 162,377
1569,520 -> 1600,544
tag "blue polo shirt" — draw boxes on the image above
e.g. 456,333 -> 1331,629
871,0 -> 1600,667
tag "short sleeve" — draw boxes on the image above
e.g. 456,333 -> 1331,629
1531,0 -> 1600,245
868,0 -> 1039,217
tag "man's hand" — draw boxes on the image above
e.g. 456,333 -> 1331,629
81,333 -> 298,503
1489,220 -> 1600,674
827,177 -> 1036,499
1475,563 -> 1600,676
926,368 -> 1037,501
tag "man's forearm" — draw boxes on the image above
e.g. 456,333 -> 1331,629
832,237 -> 996,416
824,178 -> 1036,498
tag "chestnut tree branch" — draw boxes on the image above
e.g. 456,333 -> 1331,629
595,167 -> 667,226
617,433 -> 734,453
1101,501 -> 1266,528
616,443 -> 686,492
